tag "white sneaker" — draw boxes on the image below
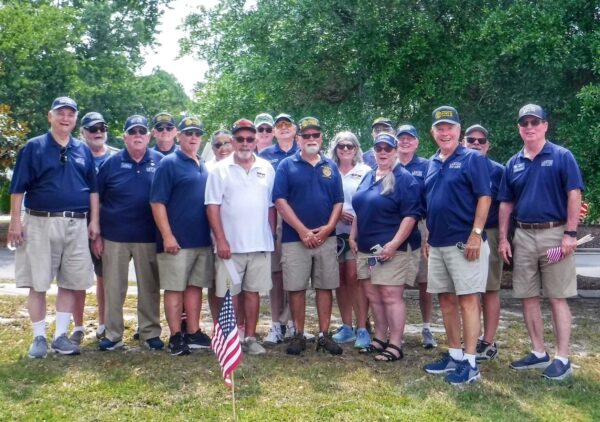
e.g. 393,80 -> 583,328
263,326 -> 283,345
284,321 -> 296,341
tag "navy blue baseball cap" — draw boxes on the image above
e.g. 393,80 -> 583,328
465,124 -> 488,137
432,106 -> 460,126
178,116 -> 204,133
152,112 -> 176,128
373,133 -> 397,148
518,104 -> 546,121
396,124 -> 418,138
123,115 -> 148,132
51,96 -> 78,111
81,112 -> 106,128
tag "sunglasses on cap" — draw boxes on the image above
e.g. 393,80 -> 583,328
257,127 -> 273,133
85,125 -> 107,133
466,137 -> 487,145
213,142 -> 231,149
155,125 -> 175,132
518,118 -> 544,128
300,133 -> 321,140
182,129 -> 202,137
336,143 -> 356,151
233,136 -> 256,144
275,120 -> 293,129
127,127 -> 148,135
374,144 -> 394,153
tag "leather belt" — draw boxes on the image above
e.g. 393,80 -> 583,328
515,221 -> 565,230
26,209 -> 87,219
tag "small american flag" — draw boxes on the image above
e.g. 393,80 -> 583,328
212,290 -> 242,388
546,246 -> 564,264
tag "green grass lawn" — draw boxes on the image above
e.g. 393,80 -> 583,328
0,292 -> 599,421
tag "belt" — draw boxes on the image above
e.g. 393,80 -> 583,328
26,209 -> 87,219
515,221 -> 565,230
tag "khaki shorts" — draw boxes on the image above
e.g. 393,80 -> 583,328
158,247 -> 214,291
271,215 -> 283,272
485,228 -> 503,291
415,220 -> 428,283
281,237 -> 339,291
512,226 -> 577,299
338,248 -> 355,263
215,252 -> 272,297
356,248 -> 419,286
15,214 -> 94,292
427,241 -> 490,295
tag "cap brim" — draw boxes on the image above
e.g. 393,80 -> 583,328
518,113 -> 544,121
84,120 -> 105,128
53,105 -> 77,111
300,125 -> 321,132
433,119 -> 459,126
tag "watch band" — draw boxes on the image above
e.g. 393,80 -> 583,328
563,230 -> 577,238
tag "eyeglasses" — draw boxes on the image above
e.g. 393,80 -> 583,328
336,143 -> 356,151
300,133 -> 321,140
466,137 -> 487,145
374,144 -> 394,153
155,125 -> 175,132
213,142 -> 231,149
518,118 -> 543,128
182,129 -> 202,137
127,127 -> 148,135
275,121 -> 293,129
373,126 -> 392,134
85,125 -> 107,133
233,136 -> 256,144
59,146 -> 68,164
257,127 -> 273,133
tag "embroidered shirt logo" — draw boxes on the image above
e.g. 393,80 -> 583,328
541,159 -> 553,167
449,162 -> 461,169
513,163 -> 525,173
121,162 -> 133,169
322,166 -> 332,178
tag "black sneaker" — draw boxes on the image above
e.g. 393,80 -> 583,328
184,330 -> 211,349
168,332 -> 190,356
316,334 -> 343,355
286,333 -> 306,355
476,339 -> 498,362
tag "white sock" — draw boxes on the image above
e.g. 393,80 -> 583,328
422,323 -> 431,330
555,355 -> 569,365
73,325 -> 84,333
54,312 -> 72,339
97,324 -> 105,334
532,350 -> 547,359
271,321 -> 281,330
449,347 -> 464,361
478,335 -> 484,341
32,319 -> 46,338
464,353 -> 477,367
318,332 -> 325,338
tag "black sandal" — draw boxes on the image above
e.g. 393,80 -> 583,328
359,337 -> 387,354
374,343 -> 403,362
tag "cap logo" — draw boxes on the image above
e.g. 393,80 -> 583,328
303,118 -> 319,127
436,111 -> 454,119
157,115 -> 171,122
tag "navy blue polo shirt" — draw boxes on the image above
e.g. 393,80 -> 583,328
258,142 -> 299,171
272,152 -> 344,243
362,149 -> 376,170
498,141 -> 584,223
98,148 -> 163,243
10,132 -> 97,212
150,150 -> 212,252
400,155 -> 429,218
485,158 -> 505,229
425,145 -> 491,247
153,144 -> 178,155
352,166 -> 422,253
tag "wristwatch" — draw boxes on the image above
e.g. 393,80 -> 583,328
471,228 -> 483,237
563,230 -> 577,238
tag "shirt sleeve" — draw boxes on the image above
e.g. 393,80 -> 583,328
497,158 -> 515,202
561,149 -> 585,192
272,159 -> 289,202
204,166 -> 225,205
149,159 -> 172,204
469,153 -> 492,198
9,143 -> 34,194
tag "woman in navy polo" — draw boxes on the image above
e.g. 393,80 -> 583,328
350,133 -> 422,361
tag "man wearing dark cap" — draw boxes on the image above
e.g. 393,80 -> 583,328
9,96 -> 99,358
498,104 -> 584,380
152,112 -> 178,155
254,113 -> 275,153
151,116 -> 214,356
94,115 -> 164,351
273,117 -> 344,356
362,117 -> 395,170
462,124 -> 505,362
206,118 -> 276,355
422,106 -> 491,385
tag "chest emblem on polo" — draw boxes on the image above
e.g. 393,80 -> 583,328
449,161 -> 461,169
146,167 -> 156,173
121,162 -> 133,169
322,166 -> 332,178
350,172 -> 362,180
256,170 -> 266,178
412,170 -> 423,177
513,163 -> 525,173
74,157 -> 86,166
541,159 -> 553,167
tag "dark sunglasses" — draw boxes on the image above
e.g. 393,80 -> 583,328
127,127 -> 148,135
233,136 -> 256,144
518,118 -> 543,128
183,129 -> 202,137
466,137 -> 487,145
59,146 -> 68,164
213,142 -> 231,149
300,133 -> 321,140
374,144 -> 394,153
257,127 -> 273,133
336,143 -> 356,151
155,125 -> 175,132
85,125 -> 107,133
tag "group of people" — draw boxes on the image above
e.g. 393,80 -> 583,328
8,96 -> 584,385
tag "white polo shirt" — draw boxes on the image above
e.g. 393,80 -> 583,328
336,162 -> 372,235
205,154 -> 275,253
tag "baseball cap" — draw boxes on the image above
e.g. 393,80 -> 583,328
123,115 -> 148,132
274,113 -> 294,124
152,112 -> 176,128
51,96 -> 78,111
178,116 -> 204,133
254,113 -> 274,128
298,117 -> 321,133
396,124 -> 418,138
373,133 -> 397,148
81,112 -> 106,128
232,118 -> 256,134
518,104 -> 546,121
371,117 -> 393,129
465,124 -> 488,137
432,106 -> 460,126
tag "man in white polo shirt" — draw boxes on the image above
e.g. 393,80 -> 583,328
205,118 -> 276,355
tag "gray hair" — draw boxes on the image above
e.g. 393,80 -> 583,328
211,129 -> 232,146
380,159 -> 400,196
328,131 -> 363,166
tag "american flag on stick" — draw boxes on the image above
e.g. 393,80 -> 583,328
546,234 -> 594,264
212,289 -> 242,388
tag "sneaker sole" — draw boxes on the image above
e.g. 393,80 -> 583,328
424,367 -> 456,375
510,361 -> 551,370
99,341 -> 124,351
423,343 -> 437,349
448,373 -> 481,385
332,337 -> 356,344
187,344 -> 211,350
543,367 -> 573,381
51,347 -> 81,355
476,353 -> 498,362
28,353 -> 47,359
170,349 -> 191,356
